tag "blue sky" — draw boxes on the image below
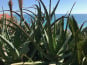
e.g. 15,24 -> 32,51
0,0 -> 87,14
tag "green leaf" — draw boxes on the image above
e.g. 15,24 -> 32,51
0,35 -> 20,57
51,0 -> 60,19
68,16 -> 80,37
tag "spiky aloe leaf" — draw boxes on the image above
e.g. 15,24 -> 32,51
7,19 -> 30,38
19,41 -> 30,55
24,22 -> 30,31
80,21 -> 87,31
23,9 -> 37,16
0,10 -> 21,17
54,18 -> 65,53
51,16 -> 67,26
68,2 -> 76,16
68,16 -> 80,37
52,23 -> 56,51
0,35 -> 19,57
57,32 -> 72,55
23,12 -> 35,20
39,0 -> 54,54
68,16 -> 84,65
0,44 -> 8,60
51,0 -> 60,19
49,0 -> 51,15
64,2 -> 76,35
39,0 -> 50,25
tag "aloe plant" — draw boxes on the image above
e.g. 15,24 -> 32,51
21,0 -> 73,64
0,0 -> 87,65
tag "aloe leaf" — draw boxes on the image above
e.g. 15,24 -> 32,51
1,6 -> 5,35
39,0 -> 48,16
53,23 -> 56,51
0,44 -> 8,60
68,16 -> 83,65
19,41 -> 30,55
51,0 -> 60,19
68,16 -> 80,37
7,24 -> 16,30
0,10 -> 21,17
54,18 -> 65,53
40,0 -> 55,53
68,2 -> 76,16
64,18 -> 68,35
39,0 -> 50,24
7,19 -> 30,38
39,0 -> 51,30
57,33 -> 72,55
23,12 -> 35,20
60,18 -> 64,36
23,9 -> 37,16
33,5 -> 43,43
51,16 -> 67,27
44,29 -> 49,44
80,21 -> 87,31
49,0 -> 51,15
24,22 -> 30,31
0,35 -> 19,57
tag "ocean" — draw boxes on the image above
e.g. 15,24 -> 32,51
14,14 -> 87,28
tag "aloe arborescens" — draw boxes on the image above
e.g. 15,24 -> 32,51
18,0 -> 24,25
8,0 -> 13,18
